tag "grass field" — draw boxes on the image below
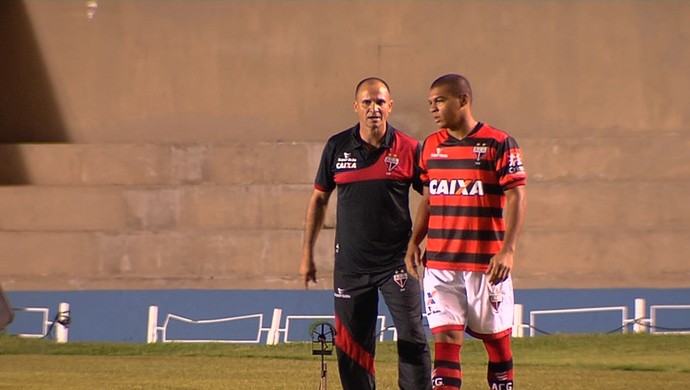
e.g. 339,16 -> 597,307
1,333 -> 689,389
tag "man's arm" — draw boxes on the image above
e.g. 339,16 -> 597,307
405,187 -> 430,279
487,185 -> 527,285
299,188 -> 332,289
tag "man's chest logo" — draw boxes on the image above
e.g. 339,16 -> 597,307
384,153 -> 399,175
336,152 -> 357,169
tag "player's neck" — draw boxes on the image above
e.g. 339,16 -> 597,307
447,118 -> 478,140
359,123 -> 386,149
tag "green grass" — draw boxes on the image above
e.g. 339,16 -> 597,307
1,333 -> 689,389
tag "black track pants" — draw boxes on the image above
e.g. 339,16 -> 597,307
333,267 -> 432,390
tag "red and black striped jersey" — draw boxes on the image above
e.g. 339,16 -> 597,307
419,123 -> 526,272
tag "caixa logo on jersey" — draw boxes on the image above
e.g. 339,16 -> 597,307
429,178 -> 484,196
336,152 -> 357,169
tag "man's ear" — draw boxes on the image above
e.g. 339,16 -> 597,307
353,100 -> 358,113
459,93 -> 470,108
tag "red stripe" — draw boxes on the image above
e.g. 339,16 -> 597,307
465,327 -> 512,341
426,237 -> 502,256
430,324 -> 465,334
335,315 -> 375,376
425,261 -> 489,272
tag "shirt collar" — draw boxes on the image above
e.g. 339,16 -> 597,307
350,123 -> 395,149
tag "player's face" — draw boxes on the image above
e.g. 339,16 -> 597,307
354,83 -> 393,131
428,85 -> 463,130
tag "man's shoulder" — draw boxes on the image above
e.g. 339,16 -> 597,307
389,126 -> 420,147
421,129 -> 448,146
478,123 -> 513,142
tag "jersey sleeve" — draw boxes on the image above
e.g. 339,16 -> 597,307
411,141 -> 424,194
314,140 -> 336,192
495,135 -> 527,190
418,138 -> 431,186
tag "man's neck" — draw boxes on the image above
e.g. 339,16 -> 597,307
447,118 -> 478,140
359,123 -> 386,149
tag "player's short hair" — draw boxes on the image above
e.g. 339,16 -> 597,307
355,77 -> 391,98
431,74 -> 472,102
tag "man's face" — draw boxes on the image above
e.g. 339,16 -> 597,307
428,85 -> 463,129
354,82 -> 393,130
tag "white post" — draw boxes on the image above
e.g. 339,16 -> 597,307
55,302 -> 70,343
147,305 -> 159,343
266,308 -> 283,345
512,304 -> 524,338
633,298 -> 647,334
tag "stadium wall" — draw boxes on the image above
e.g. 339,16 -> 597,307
6,289 -> 690,343
1,1 -> 689,291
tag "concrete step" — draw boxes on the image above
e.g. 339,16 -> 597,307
2,133 -> 688,187
0,184 -> 339,231
0,229 -> 335,291
1,180 -> 687,231
0,142 -> 324,186
2,226 -> 689,290
520,132 -> 690,182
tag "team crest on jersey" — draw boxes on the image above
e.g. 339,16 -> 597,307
384,153 -> 399,175
473,143 -> 488,165
393,268 -> 408,290
336,152 -> 357,169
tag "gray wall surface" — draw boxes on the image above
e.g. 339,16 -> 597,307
1,1 -> 688,291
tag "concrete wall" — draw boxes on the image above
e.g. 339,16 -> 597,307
1,1 -> 689,291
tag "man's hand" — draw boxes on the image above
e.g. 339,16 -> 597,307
404,242 -> 422,279
299,255 -> 317,289
486,251 -> 514,285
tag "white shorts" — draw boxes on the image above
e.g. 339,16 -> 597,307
423,268 -> 514,339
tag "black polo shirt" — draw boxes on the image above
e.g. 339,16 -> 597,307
315,123 -> 422,274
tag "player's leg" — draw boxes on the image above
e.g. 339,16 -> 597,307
333,270 -> 379,390
465,273 -> 515,389
378,267 -> 432,390
424,268 -> 468,389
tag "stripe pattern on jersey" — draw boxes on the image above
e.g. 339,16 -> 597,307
420,123 -> 526,272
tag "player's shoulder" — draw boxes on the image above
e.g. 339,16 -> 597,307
478,123 -> 513,142
421,129 -> 448,147
390,126 -> 420,147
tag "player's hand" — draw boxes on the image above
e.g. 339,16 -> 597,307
405,242 -> 422,279
487,251 -> 513,285
299,255 -> 317,289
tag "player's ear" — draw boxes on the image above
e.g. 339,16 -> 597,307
353,100 -> 358,113
459,93 -> 470,108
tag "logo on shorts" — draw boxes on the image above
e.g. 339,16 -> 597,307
489,291 -> 503,311
384,153 -> 399,175
426,291 -> 441,315
393,269 -> 408,290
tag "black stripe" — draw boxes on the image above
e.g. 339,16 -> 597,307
430,205 -> 503,218
488,359 -> 514,372
433,377 -> 462,387
428,158 -> 493,171
434,360 -> 461,370
426,251 -> 495,263
428,229 -> 504,241
428,181 -> 504,195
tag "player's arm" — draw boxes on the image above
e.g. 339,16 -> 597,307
487,185 -> 527,285
300,188 -> 332,289
405,187 -> 430,279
